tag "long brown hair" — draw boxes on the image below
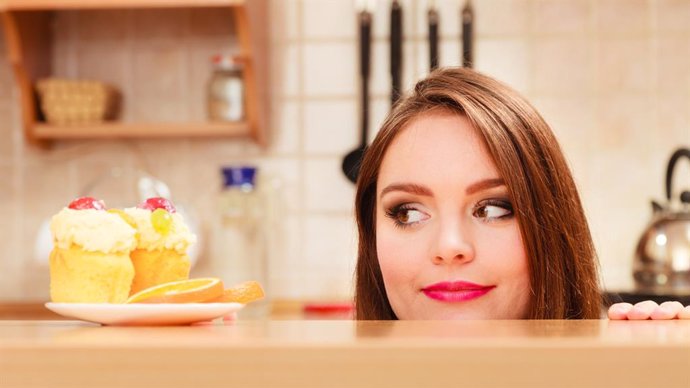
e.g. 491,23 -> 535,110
354,67 -> 601,320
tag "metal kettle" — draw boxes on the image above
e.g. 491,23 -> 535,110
633,147 -> 690,293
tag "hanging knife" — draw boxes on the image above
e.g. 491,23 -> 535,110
390,0 -> 403,106
428,0 -> 439,71
461,0 -> 474,68
359,0 -> 373,149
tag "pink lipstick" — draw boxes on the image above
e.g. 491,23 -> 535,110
422,281 -> 495,302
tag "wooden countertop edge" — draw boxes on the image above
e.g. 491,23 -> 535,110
4,345 -> 689,387
2,320 -> 689,387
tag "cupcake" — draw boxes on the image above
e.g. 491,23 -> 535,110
124,197 -> 197,294
49,197 -> 137,303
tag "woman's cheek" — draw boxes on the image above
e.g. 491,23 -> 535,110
377,231 -> 416,283
377,234 -> 398,276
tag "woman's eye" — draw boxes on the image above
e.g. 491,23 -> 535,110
473,199 -> 513,221
385,205 -> 427,228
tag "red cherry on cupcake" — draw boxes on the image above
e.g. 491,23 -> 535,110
68,196 -> 107,210
137,197 -> 177,213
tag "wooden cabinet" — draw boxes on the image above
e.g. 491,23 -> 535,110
0,0 -> 269,147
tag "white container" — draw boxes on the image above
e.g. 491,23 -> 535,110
207,55 -> 244,122
210,166 -> 270,318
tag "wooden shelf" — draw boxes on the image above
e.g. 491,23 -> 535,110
33,122 -> 251,140
0,0 -> 269,147
2,0 -> 246,11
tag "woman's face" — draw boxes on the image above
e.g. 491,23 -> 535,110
375,112 -> 531,320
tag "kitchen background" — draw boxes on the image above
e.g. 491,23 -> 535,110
0,0 -> 688,303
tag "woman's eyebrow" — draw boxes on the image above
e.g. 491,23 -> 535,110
465,178 -> 505,195
379,178 -> 505,199
379,183 -> 432,199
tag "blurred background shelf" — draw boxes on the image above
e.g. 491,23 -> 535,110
33,122 -> 252,140
0,0 -> 268,147
1,0 -> 247,11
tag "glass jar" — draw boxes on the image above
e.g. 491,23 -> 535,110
210,166 -> 270,318
207,55 -> 244,122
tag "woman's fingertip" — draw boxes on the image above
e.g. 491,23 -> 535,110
607,303 -> 631,320
678,306 -> 690,320
659,301 -> 683,309
650,306 -> 675,320
628,306 -> 654,320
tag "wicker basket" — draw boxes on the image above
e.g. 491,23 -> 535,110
36,78 -> 118,125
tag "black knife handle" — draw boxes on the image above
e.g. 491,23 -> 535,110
391,0 -> 402,104
359,10 -> 372,147
360,11 -> 372,79
361,76 -> 369,147
428,9 -> 439,71
462,1 -> 473,68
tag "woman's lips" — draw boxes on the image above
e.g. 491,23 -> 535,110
422,281 -> 495,302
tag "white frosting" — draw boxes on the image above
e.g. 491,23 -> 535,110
123,207 -> 197,253
50,208 -> 137,253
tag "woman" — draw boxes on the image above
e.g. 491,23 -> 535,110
354,67 -> 689,320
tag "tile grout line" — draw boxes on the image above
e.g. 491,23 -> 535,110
296,0 -> 307,277
648,0 -> 661,152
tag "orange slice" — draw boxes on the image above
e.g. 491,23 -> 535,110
126,278 -> 224,304
209,281 -> 265,304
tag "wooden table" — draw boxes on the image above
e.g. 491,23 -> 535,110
1,319 -> 689,387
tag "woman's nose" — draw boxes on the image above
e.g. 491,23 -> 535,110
431,217 -> 475,265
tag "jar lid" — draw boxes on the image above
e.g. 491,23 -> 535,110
212,54 -> 243,70
221,166 -> 257,188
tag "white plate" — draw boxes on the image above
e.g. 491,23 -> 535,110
45,302 -> 244,326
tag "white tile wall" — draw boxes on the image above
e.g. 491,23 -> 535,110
370,96 -> 393,140
304,157 -> 356,212
655,0 -> 690,33
530,96 -> 594,156
303,0 -> 356,39
303,42 -> 357,96
0,0 -> 688,302
656,36 -> 690,96
275,44 -> 302,98
596,38 -> 654,95
657,97 -> 690,153
304,100 -> 358,154
270,100 -> 301,155
266,214 -> 304,297
473,0 -> 529,36
595,0 -> 650,35
474,38 -> 530,93
532,38 -> 591,96
255,158 -> 303,214
303,214 -> 357,272
531,0 -> 589,35
593,95 -> 657,151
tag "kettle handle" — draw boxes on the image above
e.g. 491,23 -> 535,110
665,147 -> 690,201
